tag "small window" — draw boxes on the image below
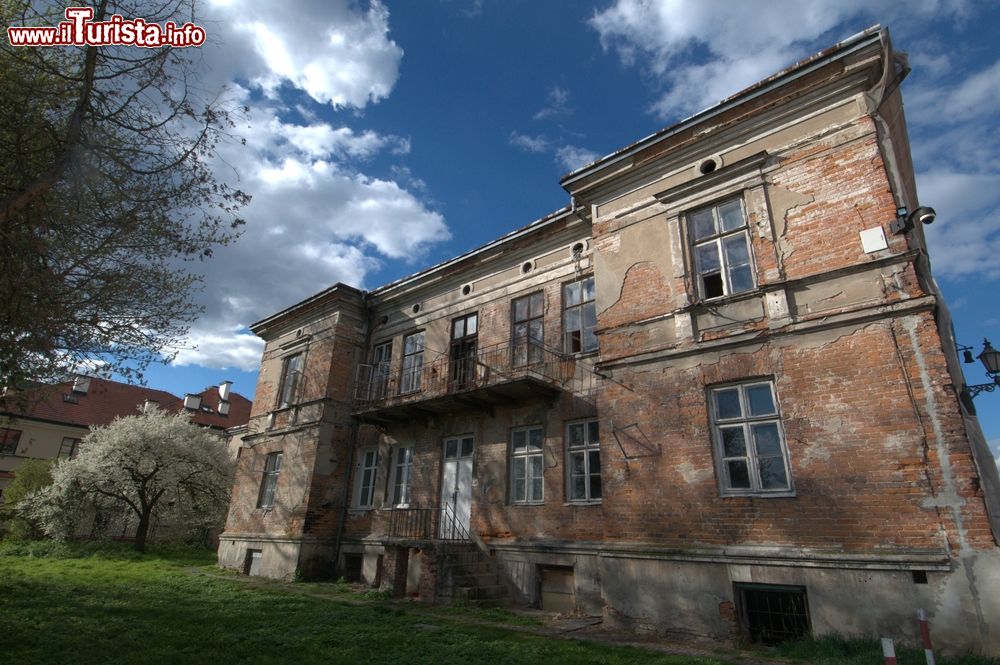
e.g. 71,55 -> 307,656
0,428 -> 22,456
736,584 -> 810,645
710,380 -> 791,495
277,353 -> 304,409
391,445 -> 414,507
58,437 -> 81,459
400,332 -> 425,394
563,276 -> 597,353
355,448 -> 380,509
566,420 -> 601,502
689,197 -> 754,299
512,292 -> 544,366
511,426 -> 544,504
257,452 -> 283,508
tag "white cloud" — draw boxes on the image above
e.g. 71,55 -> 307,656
555,145 -> 600,172
165,1 -> 449,371
209,0 -> 403,109
509,131 -> 551,153
589,0 -> 970,120
534,86 -> 573,121
172,328 -> 266,372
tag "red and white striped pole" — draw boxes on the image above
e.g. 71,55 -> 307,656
918,608 -> 936,665
881,637 -> 897,665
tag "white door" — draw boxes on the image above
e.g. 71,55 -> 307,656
440,436 -> 474,539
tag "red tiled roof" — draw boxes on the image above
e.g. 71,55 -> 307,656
1,377 -> 251,431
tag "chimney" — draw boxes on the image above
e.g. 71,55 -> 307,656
183,394 -> 202,410
219,380 -> 232,401
217,401 -> 231,416
72,376 -> 91,394
142,399 -> 159,414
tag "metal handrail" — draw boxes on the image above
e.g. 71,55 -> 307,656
354,339 -> 596,407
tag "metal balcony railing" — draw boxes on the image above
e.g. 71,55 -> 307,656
386,505 -> 471,542
353,340 -> 596,412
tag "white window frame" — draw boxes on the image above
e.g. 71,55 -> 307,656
391,445 -> 414,507
400,332 -> 425,394
566,419 -> 601,503
277,352 -> 304,409
562,276 -> 597,353
355,447 -> 380,509
510,426 -> 544,504
688,197 -> 755,300
257,451 -> 283,509
512,291 -> 545,366
709,380 -> 793,496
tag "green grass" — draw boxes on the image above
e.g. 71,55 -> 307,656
0,544 -> 728,665
768,634 -> 1000,665
3,544 -> 996,665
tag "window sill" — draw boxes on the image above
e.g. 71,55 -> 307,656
510,501 -> 545,507
721,490 -> 796,499
690,287 -> 761,309
564,500 -> 602,507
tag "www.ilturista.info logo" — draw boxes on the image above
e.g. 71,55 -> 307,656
7,7 -> 206,48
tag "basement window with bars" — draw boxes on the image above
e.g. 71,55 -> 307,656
736,584 -> 811,645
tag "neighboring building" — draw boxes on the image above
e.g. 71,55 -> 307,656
219,27 -> 1000,652
0,376 -> 252,501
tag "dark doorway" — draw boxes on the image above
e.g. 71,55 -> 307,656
449,312 -> 478,390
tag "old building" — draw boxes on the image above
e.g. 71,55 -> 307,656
219,27 -> 1000,652
0,376 -> 252,501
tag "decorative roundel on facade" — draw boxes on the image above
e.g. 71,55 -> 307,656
411,303 -> 421,314
572,242 -> 585,256
522,261 -> 534,274
461,284 -> 472,296
699,158 -> 717,174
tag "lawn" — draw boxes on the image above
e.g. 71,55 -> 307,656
0,543 -> 997,665
0,543 -> 730,665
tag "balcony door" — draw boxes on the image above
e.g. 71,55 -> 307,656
439,436 -> 474,539
370,341 -> 392,400
449,312 -> 478,390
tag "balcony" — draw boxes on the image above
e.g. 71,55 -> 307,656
353,341 -> 595,422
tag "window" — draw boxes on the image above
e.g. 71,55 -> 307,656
391,445 -> 414,506
736,584 -> 810,645
710,380 -> 791,494
370,341 -> 392,400
277,353 -> 304,408
400,332 -> 425,394
58,437 -> 81,459
512,292 -> 544,366
689,198 -> 754,299
563,277 -> 597,353
510,426 -> 544,503
257,451 -> 283,508
355,448 -> 379,509
566,420 -> 601,502
0,428 -> 21,456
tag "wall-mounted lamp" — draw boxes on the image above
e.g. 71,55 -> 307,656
890,205 -> 937,235
960,339 -> 1000,399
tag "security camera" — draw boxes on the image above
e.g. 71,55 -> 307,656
911,206 -> 936,225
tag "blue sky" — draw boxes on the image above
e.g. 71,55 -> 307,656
137,0 -> 1000,461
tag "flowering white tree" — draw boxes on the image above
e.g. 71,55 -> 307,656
26,409 -> 235,552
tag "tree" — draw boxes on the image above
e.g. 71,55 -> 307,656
0,458 -> 53,540
25,409 -> 235,552
0,0 -> 249,389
